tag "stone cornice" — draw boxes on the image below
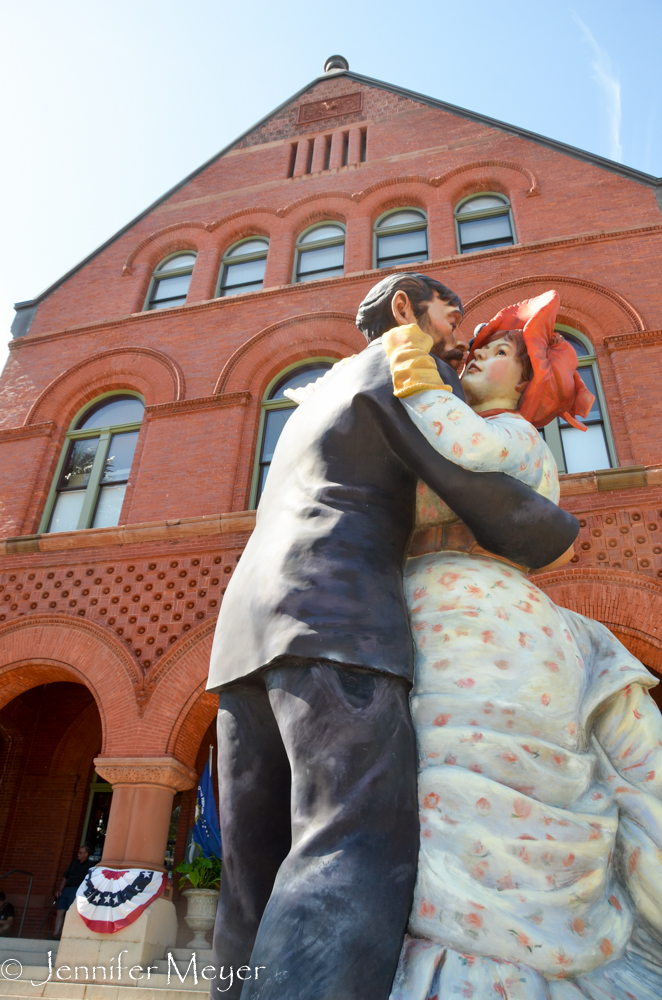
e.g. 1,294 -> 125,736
604,329 -> 662,351
0,509 -> 256,557
559,464 -> 662,498
144,391 -> 251,419
93,755 -> 198,792
10,222 -> 662,351
0,421 -> 55,442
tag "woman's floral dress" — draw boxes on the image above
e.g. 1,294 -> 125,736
390,390 -> 662,1000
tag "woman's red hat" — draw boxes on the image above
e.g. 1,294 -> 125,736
466,290 -> 595,430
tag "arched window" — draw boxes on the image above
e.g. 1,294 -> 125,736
251,360 -> 336,505
374,209 -> 428,268
541,326 -> 616,474
145,253 -> 196,310
455,194 -> 515,254
294,224 -> 345,283
218,238 -> 269,297
41,394 -> 145,533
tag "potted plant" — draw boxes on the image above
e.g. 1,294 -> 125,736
175,855 -> 222,950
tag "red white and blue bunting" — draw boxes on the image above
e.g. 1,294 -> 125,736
76,867 -> 167,933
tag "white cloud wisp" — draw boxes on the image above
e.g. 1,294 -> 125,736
572,12 -> 622,162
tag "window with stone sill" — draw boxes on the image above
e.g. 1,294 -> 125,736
374,209 -> 428,269
540,326 -> 616,475
40,394 -> 145,534
144,252 -> 197,310
455,194 -> 515,254
217,238 -> 269,297
250,359 -> 337,506
294,223 -> 345,283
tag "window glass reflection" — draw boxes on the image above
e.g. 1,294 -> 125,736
58,438 -> 99,491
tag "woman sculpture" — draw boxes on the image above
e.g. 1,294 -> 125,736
382,291 -> 662,1000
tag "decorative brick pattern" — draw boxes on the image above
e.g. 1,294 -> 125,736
0,550 -> 240,673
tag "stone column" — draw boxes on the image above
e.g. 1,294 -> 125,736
94,756 -> 198,870
56,756 -> 198,980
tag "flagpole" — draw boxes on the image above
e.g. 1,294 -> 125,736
209,743 -> 213,775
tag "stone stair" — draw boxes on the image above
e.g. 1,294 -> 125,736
0,940 -> 210,998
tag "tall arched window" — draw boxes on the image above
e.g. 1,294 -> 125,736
218,238 -> 269,297
251,360 -> 336,505
541,326 -> 616,474
145,253 -> 196,310
374,209 -> 428,268
455,194 -> 515,254
294,224 -> 345,283
41,394 -> 145,533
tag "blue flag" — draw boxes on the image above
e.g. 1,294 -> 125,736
193,759 -> 222,859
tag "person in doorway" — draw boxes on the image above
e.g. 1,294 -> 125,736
52,845 -> 93,939
0,892 -> 15,936
206,273 -> 579,1000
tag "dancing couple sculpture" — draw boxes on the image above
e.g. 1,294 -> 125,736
207,274 -> 662,1000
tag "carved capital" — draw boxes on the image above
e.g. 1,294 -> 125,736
94,756 -> 198,792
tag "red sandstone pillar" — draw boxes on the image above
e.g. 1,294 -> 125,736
292,139 -> 311,177
310,134 -> 328,174
329,131 -> 345,170
94,757 -> 197,871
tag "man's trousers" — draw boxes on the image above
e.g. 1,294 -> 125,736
209,658 -> 419,1000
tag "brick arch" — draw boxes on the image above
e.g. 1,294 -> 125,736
276,191 -> 355,217
288,204 -> 351,238
140,620 -> 217,765
535,569 -> 662,675
214,312 -> 364,395
121,222 -> 210,276
351,181 -> 436,223
0,616 -> 143,753
460,275 -> 644,342
351,176 -> 437,202
25,347 -> 185,427
433,160 -> 540,201
167,683 -> 218,769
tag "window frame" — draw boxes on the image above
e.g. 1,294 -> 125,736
249,358 -> 339,509
373,207 -> 428,269
39,391 -> 145,533
293,222 -> 345,284
454,192 -> 516,255
216,237 -> 270,298
542,324 -> 617,475
143,251 -> 197,311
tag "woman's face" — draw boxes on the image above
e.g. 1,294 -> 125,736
461,336 -> 526,408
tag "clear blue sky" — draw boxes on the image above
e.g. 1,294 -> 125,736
1,0 -> 660,372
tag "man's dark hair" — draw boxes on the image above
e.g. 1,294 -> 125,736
356,272 -> 464,343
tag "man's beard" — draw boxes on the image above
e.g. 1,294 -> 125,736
434,345 -> 467,372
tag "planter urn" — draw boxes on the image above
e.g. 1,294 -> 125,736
182,887 -> 220,950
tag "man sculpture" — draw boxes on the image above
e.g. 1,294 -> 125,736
206,273 -> 578,1000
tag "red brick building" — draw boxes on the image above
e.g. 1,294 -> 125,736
1,56 -> 661,938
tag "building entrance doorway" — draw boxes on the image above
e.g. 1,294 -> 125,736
0,681 -> 103,937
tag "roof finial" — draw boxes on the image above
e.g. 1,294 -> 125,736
324,55 -> 349,73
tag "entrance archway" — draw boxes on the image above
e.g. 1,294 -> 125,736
0,681 -> 103,937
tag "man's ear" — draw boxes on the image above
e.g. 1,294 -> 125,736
391,290 -> 416,326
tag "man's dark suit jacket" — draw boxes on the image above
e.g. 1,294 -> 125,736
207,340 -> 578,691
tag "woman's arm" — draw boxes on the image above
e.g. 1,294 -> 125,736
401,390 -> 547,490
381,323 -> 548,491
